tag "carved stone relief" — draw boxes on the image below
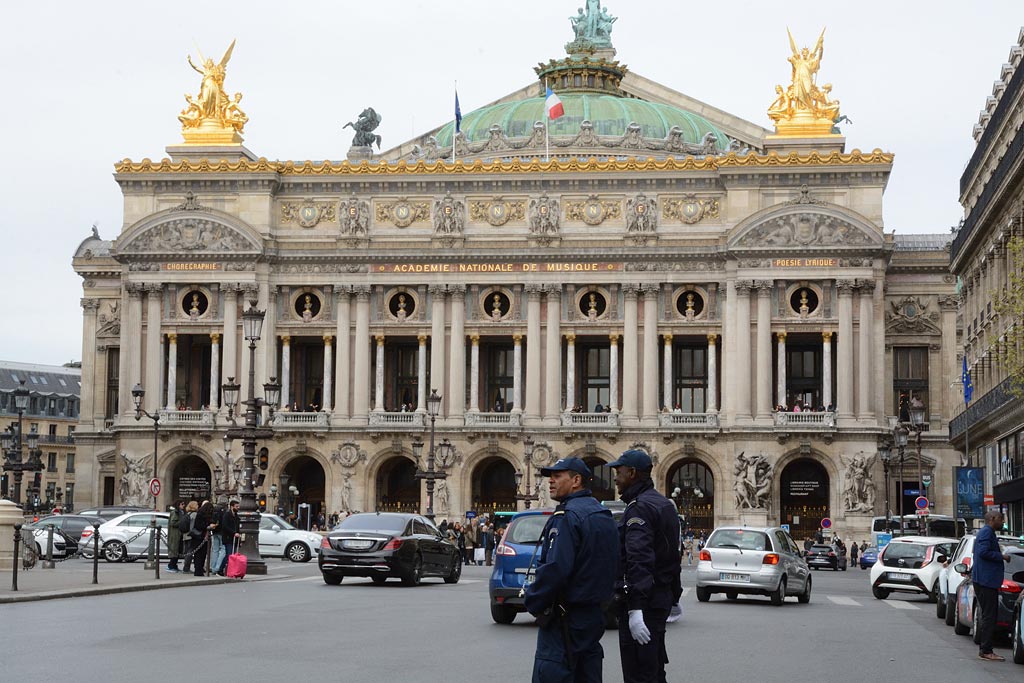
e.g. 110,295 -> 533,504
528,193 -> 561,246
375,198 -> 430,228
564,195 -> 621,226
281,200 -> 337,228
469,198 -> 526,227
432,192 -> 465,236
625,193 -> 658,245
736,212 -> 873,248
121,218 -> 259,253
886,296 -> 942,335
339,195 -> 371,236
330,442 -> 368,468
662,195 -> 721,224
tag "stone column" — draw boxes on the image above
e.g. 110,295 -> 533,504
940,296 -> 958,422
449,286 -> 466,419
609,335 -> 620,413
721,281 -> 734,419
335,291 -> 351,419
512,334 -> 523,414
706,334 -> 718,413
468,335 -> 480,413
125,284 -> 143,415
322,335 -> 333,412
209,333 -> 221,411
144,285 -> 163,414
837,280 -> 855,419
874,279 -> 887,415
165,333 -> 177,410
280,336 -> 291,409
755,282 -> 773,420
374,335 -> 385,412
663,333 -> 673,411
353,286 -> 371,420
429,285 -> 446,413
776,331 -> 787,408
622,284 -> 640,419
822,332 -> 833,409
857,280 -> 874,420
545,286 -> 561,424
734,281 -> 753,421
525,285 -> 542,421
222,286 -> 238,404
565,334 -> 576,411
79,299 -> 100,426
417,333 -> 429,413
642,288 -> 659,423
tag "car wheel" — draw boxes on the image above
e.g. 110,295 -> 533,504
402,554 -> 423,586
443,556 -> 462,584
286,542 -> 310,563
102,541 -> 126,563
841,564 -> 846,571
953,599 -> 971,635
945,593 -> 958,626
936,591 -> 946,619
972,604 -> 983,645
798,576 -> 812,604
872,586 -> 890,600
770,578 -> 786,606
491,602 -> 517,624
323,573 -> 343,586
926,582 -> 938,604
371,575 -> 388,585
1013,608 -> 1024,664
695,586 -> 711,602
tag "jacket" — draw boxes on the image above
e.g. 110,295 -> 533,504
167,508 -> 183,554
219,509 -> 239,542
616,478 -> 683,610
972,525 -> 1005,589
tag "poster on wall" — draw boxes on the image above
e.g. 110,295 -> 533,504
953,466 -> 985,520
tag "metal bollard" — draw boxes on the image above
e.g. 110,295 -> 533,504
144,520 -> 157,571
154,524 -> 161,580
12,524 -> 21,591
92,522 -> 100,585
43,524 -> 55,569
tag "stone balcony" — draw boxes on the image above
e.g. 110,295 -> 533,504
464,411 -> 522,429
367,411 -> 425,430
271,411 -> 331,429
561,411 -> 620,429
773,411 -> 836,429
658,412 -> 720,430
158,409 -> 217,429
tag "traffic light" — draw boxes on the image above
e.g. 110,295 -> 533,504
257,494 -> 267,512
258,447 -> 269,471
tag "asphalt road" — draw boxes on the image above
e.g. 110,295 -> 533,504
5,560 -> 1021,682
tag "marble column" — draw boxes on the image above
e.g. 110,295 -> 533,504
837,281 -> 855,418
374,335 -> 385,412
662,334 -> 673,411
429,285 -> 446,413
468,335 -> 480,413
622,284 -> 640,419
280,335 -> 291,410
418,333 -> 429,413
512,334 -> 523,414
449,287 -> 466,419
721,281 -> 734,418
609,335 -> 620,413
734,281 -> 753,421
565,334 -> 576,411
125,284 -> 143,415
776,332 -> 787,408
823,332 -> 833,409
79,299 -> 100,426
335,291 -> 351,419
755,282 -> 773,420
322,335 -> 333,412
706,334 -> 718,413
525,285 -> 542,420
239,286 -> 257,403
857,281 -> 874,420
209,333 -> 220,411
144,285 -> 162,414
222,287 -> 238,405
353,286 -> 371,420
545,287 -> 561,423
165,333 -> 177,410
642,288 -> 659,422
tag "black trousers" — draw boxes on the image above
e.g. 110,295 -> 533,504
192,536 -> 209,577
618,607 -> 669,683
974,583 -> 999,654
532,604 -> 605,683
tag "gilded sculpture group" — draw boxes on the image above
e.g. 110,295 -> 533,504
767,29 -> 841,128
178,40 -> 248,134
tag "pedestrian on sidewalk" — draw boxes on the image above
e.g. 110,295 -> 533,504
464,520 -> 478,565
167,500 -> 185,573
181,501 -> 200,574
216,499 -> 240,576
208,503 -> 225,577
850,541 -> 859,567
192,501 -> 215,577
483,522 -> 495,566
974,509 -> 1012,662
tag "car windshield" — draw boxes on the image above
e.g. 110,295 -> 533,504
262,515 -> 296,530
865,547 -> 878,553
336,514 -> 408,533
506,515 -> 549,545
810,545 -> 833,552
883,543 -> 927,560
1005,552 -> 1024,576
708,529 -> 770,551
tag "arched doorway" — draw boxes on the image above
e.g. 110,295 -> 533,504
280,456 -> 326,528
375,456 -> 419,512
172,455 -> 211,503
472,456 -> 516,512
665,460 -> 714,535
780,458 -> 830,540
584,457 -> 616,502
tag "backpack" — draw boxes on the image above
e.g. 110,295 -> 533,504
177,511 -> 191,534
188,512 -> 202,538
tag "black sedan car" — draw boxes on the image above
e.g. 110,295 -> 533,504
805,544 -> 847,571
319,512 -> 462,586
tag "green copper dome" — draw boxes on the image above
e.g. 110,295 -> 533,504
435,94 -> 728,150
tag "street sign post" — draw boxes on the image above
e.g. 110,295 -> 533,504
914,496 -> 929,510
820,517 -> 832,530
148,478 -> 161,498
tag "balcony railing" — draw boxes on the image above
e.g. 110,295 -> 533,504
272,411 -> 331,428
464,411 -> 522,429
39,434 -> 75,445
367,411 -> 424,429
659,412 -> 720,429
773,411 -> 836,428
561,411 -> 620,428
949,376 -> 1016,440
158,409 -> 216,427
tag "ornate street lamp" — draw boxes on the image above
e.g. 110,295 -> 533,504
907,403 -> 929,534
893,425 -> 909,535
514,437 -> 540,510
878,444 -> 892,533
415,389 -> 447,521
2,381 -> 44,508
131,383 -> 161,511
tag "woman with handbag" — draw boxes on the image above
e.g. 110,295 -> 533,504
181,501 -> 200,574
191,501 -> 215,577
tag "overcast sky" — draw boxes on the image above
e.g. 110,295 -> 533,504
1,1 -> 1020,366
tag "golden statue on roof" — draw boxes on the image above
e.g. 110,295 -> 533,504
768,28 -> 841,137
178,40 -> 246,145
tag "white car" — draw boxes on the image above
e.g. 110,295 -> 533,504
869,535 -> 957,601
937,533 -> 1024,624
258,514 -> 322,562
23,524 -> 76,559
82,512 -> 170,563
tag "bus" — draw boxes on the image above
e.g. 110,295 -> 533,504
871,515 -> 966,547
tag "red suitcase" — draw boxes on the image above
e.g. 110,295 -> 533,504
226,540 -> 247,579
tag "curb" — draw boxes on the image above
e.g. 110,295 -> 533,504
0,576 -> 238,604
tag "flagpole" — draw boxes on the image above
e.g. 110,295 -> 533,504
545,80 -> 550,163
453,80 -> 458,165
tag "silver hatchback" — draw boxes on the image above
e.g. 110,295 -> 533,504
695,526 -> 811,605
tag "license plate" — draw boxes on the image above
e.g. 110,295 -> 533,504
888,572 -> 912,581
523,574 -> 535,586
343,539 -> 374,550
720,573 -> 750,582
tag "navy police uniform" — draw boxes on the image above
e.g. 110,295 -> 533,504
608,450 -> 682,683
524,458 -> 618,683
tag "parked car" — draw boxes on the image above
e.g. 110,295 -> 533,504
318,512 -> 461,586
489,508 -> 555,624
258,513 -> 322,562
937,533 -> 1024,623
695,526 -> 811,605
21,521 -> 77,558
24,514 -> 106,559
1011,576 -> 1024,664
859,546 -> 879,570
77,506 -> 152,521
868,535 -> 956,601
951,549 -> 1024,642
84,512 -> 170,562
806,544 -> 847,571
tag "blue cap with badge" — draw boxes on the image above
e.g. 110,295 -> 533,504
539,457 -> 592,479
606,449 -> 653,470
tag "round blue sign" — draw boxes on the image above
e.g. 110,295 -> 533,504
915,496 -> 929,510
820,518 -> 832,529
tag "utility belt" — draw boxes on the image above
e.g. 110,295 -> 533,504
535,601 -> 568,628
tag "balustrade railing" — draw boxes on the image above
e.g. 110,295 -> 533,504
464,412 -> 521,428
773,411 -> 836,428
272,411 -> 331,428
561,411 -> 620,428
158,409 -> 216,426
367,411 -> 424,428
659,413 -> 720,429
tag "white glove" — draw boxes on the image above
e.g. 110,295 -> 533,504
666,601 -> 683,623
627,609 -> 651,645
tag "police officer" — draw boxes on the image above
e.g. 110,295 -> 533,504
607,449 -> 682,683
524,457 -> 618,683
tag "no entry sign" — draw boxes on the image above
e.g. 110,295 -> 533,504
149,478 -> 162,497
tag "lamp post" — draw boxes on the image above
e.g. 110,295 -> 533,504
893,424 -> 909,536
213,434 -> 242,504
414,389 -> 448,522
908,404 -> 928,535
221,300 -> 279,576
514,437 -> 540,510
131,383 -> 161,509
1,381 -> 44,508
671,476 -> 705,534
878,444 -> 892,534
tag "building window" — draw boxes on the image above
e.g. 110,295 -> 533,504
671,344 -> 707,413
29,397 -> 38,414
894,347 -> 929,421
106,348 -> 120,418
580,345 -> 610,412
67,425 -> 75,438
48,424 -> 57,437
484,344 -> 515,412
66,453 -> 75,474
47,452 -> 57,473
65,483 -> 75,507
389,343 -> 419,412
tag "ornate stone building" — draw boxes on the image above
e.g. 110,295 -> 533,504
72,6 -> 958,538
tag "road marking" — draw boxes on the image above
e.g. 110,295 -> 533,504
885,600 -> 920,610
827,596 -> 861,606
273,576 -> 321,583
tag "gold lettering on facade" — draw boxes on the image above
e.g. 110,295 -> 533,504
162,263 -> 222,271
771,258 -> 838,268
374,262 -> 623,273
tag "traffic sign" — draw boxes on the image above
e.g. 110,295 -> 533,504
465,510 -> 477,519
149,478 -> 162,497
820,517 -> 832,529
780,524 -> 791,533
915,509 -> 930,516
915,496 -> 929,510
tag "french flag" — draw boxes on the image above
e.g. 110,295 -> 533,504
545,86 -> 564,120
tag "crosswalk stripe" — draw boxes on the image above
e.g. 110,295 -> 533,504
827,596 -> 861,606
885,600 -> 920,610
